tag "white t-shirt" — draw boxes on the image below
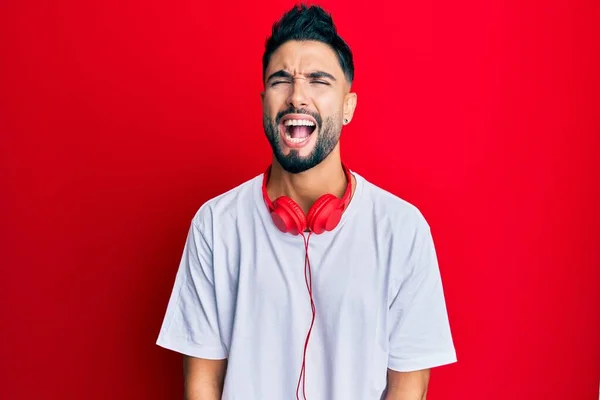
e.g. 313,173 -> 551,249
156,169 -> 457,399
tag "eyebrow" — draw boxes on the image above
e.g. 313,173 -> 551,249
266,70 -> 293,82
306,71 -> 336,81
266,70 -> 337,82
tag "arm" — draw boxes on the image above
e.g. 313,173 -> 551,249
183,356 -> 227,400
385,369 -> 430,400
386,217 -> 456,398
155,214 -> 230,399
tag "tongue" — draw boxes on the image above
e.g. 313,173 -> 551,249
290,126 -> 312,139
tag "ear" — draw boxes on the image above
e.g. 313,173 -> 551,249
260,91 -> 265,102
342,92 -> 358,124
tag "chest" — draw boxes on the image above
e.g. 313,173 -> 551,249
216,231 -> 393,326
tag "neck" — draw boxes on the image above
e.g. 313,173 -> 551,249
266,151 -> 352,215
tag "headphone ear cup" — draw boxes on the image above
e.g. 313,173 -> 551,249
271,197 -> 307,235
307,194 -> 343,234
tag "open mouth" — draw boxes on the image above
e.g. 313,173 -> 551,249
280,117 -> 317,145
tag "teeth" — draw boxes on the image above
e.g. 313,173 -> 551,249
284,119 -> 315,127
286,136 -> 310,143
284,129 -> 311,142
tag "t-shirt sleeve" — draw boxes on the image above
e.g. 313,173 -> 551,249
155,214 -> 228,359
387,217 -> 457,372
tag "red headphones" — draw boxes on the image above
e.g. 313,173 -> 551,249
262,164 -> 353,235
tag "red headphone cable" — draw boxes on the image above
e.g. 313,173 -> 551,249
296,231 -> 316,400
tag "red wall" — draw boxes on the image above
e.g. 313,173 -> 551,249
1,0 -> 599,399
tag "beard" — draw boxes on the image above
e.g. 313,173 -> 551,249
263,107 -> 342,174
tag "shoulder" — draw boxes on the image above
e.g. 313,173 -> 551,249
355,173 -> 440,292
190,172 -> 263,231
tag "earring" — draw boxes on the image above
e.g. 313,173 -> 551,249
344,118 -> 349,124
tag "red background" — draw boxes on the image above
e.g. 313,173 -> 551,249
1,0 -> 599,399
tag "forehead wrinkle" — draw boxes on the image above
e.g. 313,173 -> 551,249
275,56 -> 330,73
267,40 -> 343,77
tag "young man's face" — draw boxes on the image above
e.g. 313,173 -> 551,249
262,40 -> 356,174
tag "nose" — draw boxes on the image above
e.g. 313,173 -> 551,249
286,78 -> 309,109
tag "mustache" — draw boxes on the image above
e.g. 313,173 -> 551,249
275,108 -> 322,127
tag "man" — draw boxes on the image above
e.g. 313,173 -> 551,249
156,4 -> 457,399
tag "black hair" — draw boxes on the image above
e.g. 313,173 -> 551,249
262,4 -> 354,85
